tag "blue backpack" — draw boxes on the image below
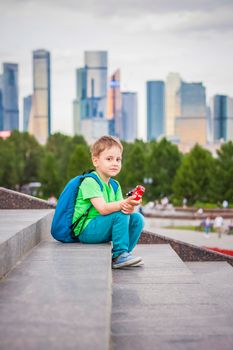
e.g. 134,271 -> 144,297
51,171 -> 119,242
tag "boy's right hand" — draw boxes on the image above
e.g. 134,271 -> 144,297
120,196 -> 142,214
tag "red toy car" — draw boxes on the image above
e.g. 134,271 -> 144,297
126,185 -> 145,201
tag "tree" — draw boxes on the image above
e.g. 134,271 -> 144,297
0,138 -> 18,188
39,152 -> 61,198
7,130 -> 43,188
210,141 -> 233,203
67,144 -> 92,179
117,141 -> 146,196
146,138 -> 182,199
173,144 -> 214,204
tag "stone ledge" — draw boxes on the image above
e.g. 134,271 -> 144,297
140,230 -> 233,266
0,187 -> 55,209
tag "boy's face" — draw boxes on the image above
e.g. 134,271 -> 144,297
92,146 -> 122,180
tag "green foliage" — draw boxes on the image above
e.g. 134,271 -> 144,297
0,138 -> 18,188
117,140 -> 146,195
146,138 -> 182,200
39,152 -> 61,198
173,144 -> 215,204
209,141 -> 233,203
9,131 -> 43,186
67,144 -> 92,179
1,131 -> 232,206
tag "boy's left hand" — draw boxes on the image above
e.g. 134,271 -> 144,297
121,203 -> 134,214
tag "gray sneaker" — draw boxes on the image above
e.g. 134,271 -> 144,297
112,252 -> 142,269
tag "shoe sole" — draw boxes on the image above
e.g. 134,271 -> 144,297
131,260 -> 144,267
112,257 -> 142,269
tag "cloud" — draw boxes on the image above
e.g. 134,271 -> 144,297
3,0 -> 233,17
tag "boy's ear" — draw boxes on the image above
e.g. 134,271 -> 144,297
92,156 -> 98,167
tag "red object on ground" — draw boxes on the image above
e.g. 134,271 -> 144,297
126,185 -> 145,200
204,247 -> 233,257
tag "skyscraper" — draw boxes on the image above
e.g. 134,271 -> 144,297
121,92 -> 138,142
211,95 -> 233,141
175,82 -> 207,145
0,75 -> 3,131
107,69 -> 122,137
29,50 -> 51,144
73,51 -> 109,142
23,95 -> 32,131
147,81 -> 165,140
165,72 -> 181,136
0,63 -> 19,131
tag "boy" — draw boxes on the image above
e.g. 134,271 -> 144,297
72,136 -> 145,268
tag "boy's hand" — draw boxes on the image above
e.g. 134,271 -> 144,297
120,196 -> 141,214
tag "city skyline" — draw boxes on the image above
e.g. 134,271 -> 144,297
0,0 -> 233,139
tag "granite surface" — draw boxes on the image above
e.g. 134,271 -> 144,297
139,230 -> 233,266
0,187 -> 55,209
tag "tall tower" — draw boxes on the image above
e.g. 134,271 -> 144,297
147,81 -> 165,140
212,95 -> 233,142
84,51 -> 107,118
0,63 -> 19,131
29,50 -> 51,144
107,69 -> 122,137
165,72 -> 181,136
175,82 -> 207,145
73,51 -> 109,143
121,92 -> 138,142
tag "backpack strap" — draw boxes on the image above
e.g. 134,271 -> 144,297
109,178 -> 119,194
83,172 -> 104,191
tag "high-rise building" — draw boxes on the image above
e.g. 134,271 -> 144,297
23,95 -> 32,131
29,49 -> 51,144
0,75 -> 3,131
147,81 -> 165,140
165,72 -> 181,136
107,69 -> 122,137
175,82 -> 207,145
211,95 -> 233,142
0,63 -> 19,131
73,51 -> 109,142
121,92 -> 138,142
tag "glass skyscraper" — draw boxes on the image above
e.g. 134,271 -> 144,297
121,92 -> 138,142
73,51 -> 109,142
147,81 -> 165,140
107,69 -> 122,137
175,82 -> 207,145
212,95 -> 233,141
23,95 -> 32,132
165,72 -> 181,136
0,63 -> 19,131
29,50 -> 51,144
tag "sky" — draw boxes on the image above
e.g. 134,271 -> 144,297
1,0 -> 233,139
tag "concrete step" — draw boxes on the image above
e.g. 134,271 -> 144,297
0,241 -> 112,350
111,244 -> 233,350
0,209 -> 53,278
186,261 -> 233,313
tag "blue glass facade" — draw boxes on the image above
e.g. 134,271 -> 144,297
73,51 -> 108,138
214,95 -> 227,140
147,81 -> 165,140
23,95 -> 32,131
1,63 -> 19,131
122,92 -> 137,142
179,82 -> 206,118
30,49 -> 51,144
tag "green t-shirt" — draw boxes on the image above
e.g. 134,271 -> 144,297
72,172 -> 123,236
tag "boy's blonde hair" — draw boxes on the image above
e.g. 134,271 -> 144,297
91,136 -> 123,157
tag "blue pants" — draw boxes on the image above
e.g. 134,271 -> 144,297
78,211 -> 144,258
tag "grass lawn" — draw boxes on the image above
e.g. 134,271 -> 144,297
164,225 -> 215,233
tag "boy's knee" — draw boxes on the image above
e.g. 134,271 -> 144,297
130,212 -> 145,228
109,211 -> 130,222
